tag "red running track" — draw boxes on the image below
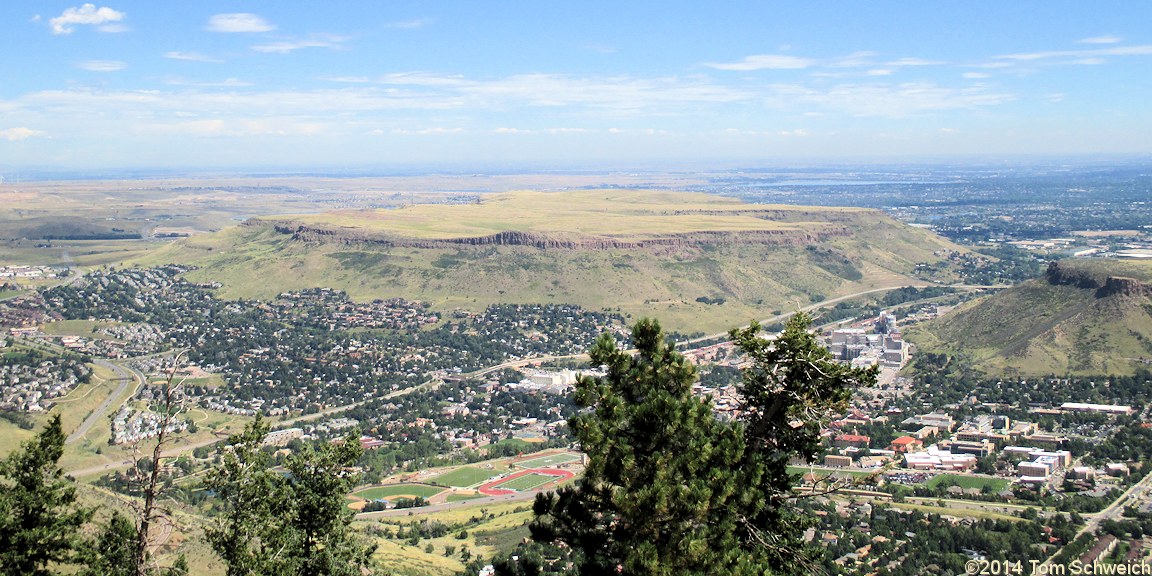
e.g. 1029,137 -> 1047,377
477,468 -> 576,496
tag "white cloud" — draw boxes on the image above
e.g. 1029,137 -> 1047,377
705,54 -> 816,71
778,129 -> 809,137
0,127 -> 43,141
867,69 -> 893,76
1078,36 -> 1121,44
140,118 -> 329,138
761,82 -> 1014,117
377,72 -> 473,87
391,127 -> 465,135
970,62 -> 1014,69
207,13 -> 275,33
887,57 -> 945,66
50,4 -> 125,35
494,127 -> 531,134
164,51 -> 223,63
963,72 -> 990,79
77,60 -> 126,72
995,44 -> 1152,62
252,35 -> 347,54
163,77 -> 253,87
830,51 -> 878,68
387,18 -> 432,29
325,76 -> 372,84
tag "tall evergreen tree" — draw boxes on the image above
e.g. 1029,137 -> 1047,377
729,314 -> 876,569
522,314 -> 875,575
77,511 -> 140,576
0,414 -> 92,575
528,319 -> 763,575
205,416 -> 376,576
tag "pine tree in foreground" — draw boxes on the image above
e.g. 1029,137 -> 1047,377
0,414 -> 92,576
517,314 -> 876,576
204,415 -> 377,576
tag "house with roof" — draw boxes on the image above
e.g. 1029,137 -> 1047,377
888,436 -> 923,453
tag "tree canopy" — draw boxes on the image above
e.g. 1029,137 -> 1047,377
0,414 -> 92,576
518,313 -> 875,576
204,416 -> 377,576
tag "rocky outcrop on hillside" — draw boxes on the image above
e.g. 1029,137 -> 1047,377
262,221 -> 852,250
1045,261 -> 1152,298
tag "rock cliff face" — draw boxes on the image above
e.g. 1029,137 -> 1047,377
1045,261 -> 1152,298
264,221 -> 851,250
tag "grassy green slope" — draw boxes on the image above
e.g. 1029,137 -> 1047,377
909,259 -> 1152,376
130,190 -> 964,333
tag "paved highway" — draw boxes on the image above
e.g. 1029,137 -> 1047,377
66,359 -> 143,444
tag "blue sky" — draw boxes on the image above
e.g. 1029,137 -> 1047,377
2,1 -> 1151,170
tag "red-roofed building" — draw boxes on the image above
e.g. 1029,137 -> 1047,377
834,434 -> 871,449
888,436 -> 923,454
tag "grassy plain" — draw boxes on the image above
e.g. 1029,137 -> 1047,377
285,189 -> 871,239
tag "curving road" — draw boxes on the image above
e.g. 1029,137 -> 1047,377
66,359 -> 143,444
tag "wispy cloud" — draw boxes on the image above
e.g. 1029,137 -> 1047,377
0,127 -> 43,141
163,77 -> 253,87
963,72 -> 990,79
377,72 -> 473,87
886,57 -> 945,66
708,51 -> 940,72
829,51 -> 878,68
50,4 -> 125,35
386,18 -> 432,29
761,82 -> 1014,117
252,35 -> 348,54
325,76 -> 372,84
164,51 -> 223,63
77,60 -> 126,72
1078,36 -> 1122,44
206,13 -> 275,33
995,44 -> 1152,62
391,127 -> 465,135
705,54 -> 816,71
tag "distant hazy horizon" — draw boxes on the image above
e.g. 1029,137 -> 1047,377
3,1 -> 1152,170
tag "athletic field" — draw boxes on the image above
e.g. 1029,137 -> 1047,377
514,452 -> 581,469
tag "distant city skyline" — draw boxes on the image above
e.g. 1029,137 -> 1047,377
2,1 -> 1151,170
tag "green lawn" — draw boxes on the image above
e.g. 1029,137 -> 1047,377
354,483 -> 445,500
427,467 -> 500,488
515,452 -> 580,469
926,474 -> 1009,492
493,473 -> 562,492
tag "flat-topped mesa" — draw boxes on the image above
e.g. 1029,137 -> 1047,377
1045,261 -> 1152,298
262,221 -> 853,250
